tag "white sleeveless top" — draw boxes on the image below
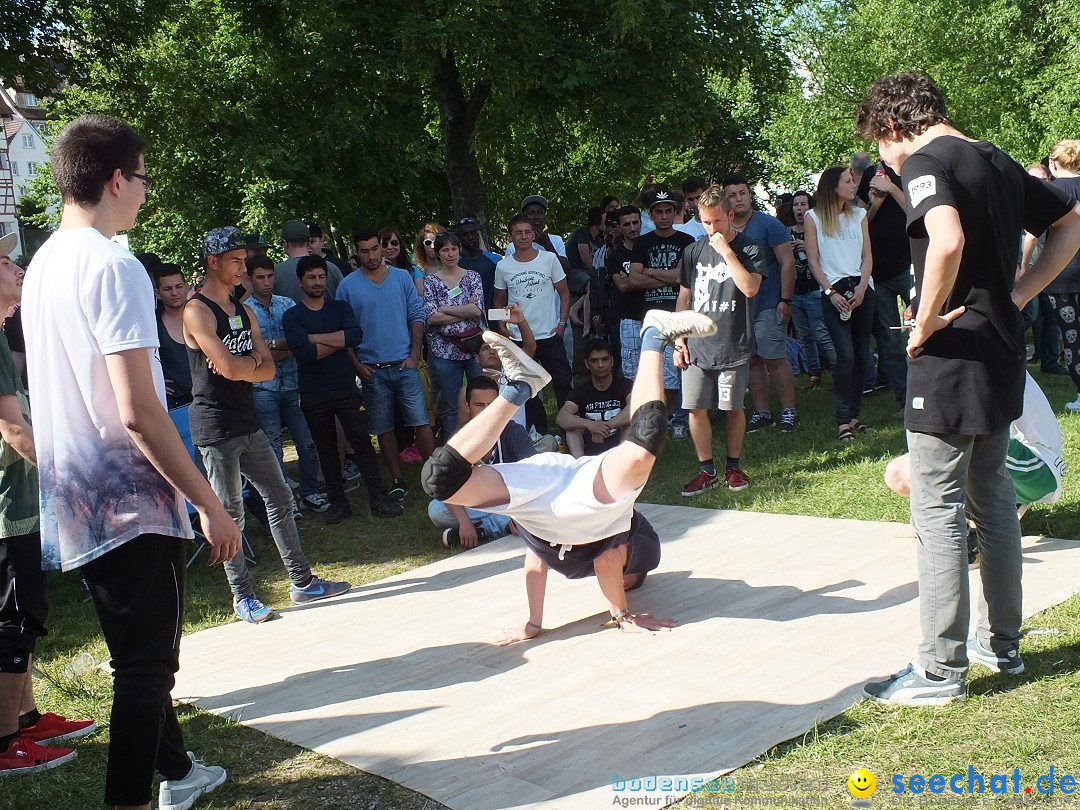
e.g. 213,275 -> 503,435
808,207 -> 866,285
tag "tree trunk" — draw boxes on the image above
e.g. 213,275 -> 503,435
430,49 -> 492,242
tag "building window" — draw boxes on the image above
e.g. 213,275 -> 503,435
0,154 -> 8,170
22,134 -> 34,149
20,94 -> 38,107
11,163 -> 17,176
28,162 -> 37,176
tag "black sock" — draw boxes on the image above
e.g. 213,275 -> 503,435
923,670 -> 947,682
295,575 -> 314,589
726,457 -> 740,471
19,708 -> 41,729
0,731 -> 18,751
700,459 -> 716,476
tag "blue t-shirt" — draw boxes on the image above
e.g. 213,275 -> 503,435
336,266 -> 426,364
737,211 -> 791,315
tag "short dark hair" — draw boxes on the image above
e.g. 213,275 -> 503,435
792,190 -> 815,208
507,213 -> 533,232
585,338 -> 613,358
246,254 -> 273,273
615,205 -> 640,223
465,375 -> 499,400
721,173 -> 750,190
433,232 -> 460,252
600,195 -> 619,209
352,226 -> 379,247
296,253 -> 328,278
855,72 -> 951,141
586,206 -> 605,227
151,262 -> 184,287
682,175 -> 708,194
305,221 -> 323,238
51,115 -> 147,206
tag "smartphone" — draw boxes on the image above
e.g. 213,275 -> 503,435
487,307 -> 511,321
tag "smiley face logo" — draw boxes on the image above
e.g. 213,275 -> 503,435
848,769 -> 877,799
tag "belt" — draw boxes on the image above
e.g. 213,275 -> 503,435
369,360 -> 404,369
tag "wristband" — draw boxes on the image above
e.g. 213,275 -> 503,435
779,298 -> 792,304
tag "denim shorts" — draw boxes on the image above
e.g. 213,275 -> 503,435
362,365 -> 431,434
753,306 -> 788,360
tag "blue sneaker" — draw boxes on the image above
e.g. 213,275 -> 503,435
863,662 -> 965,706
233,594 -> 274,624
290,575 -> 351,605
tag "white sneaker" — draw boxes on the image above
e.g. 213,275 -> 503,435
1066,394 -> 1080,412
641,310 -> 717,344
481,331 -> 552,398
159,751 -> 227,810
300,492 -> 331,512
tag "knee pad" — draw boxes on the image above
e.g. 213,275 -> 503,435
626,400 -> 668,457
421,445 -> 474,501
0,646 -> 31,673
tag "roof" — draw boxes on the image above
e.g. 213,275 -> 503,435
4,120 -> 23,143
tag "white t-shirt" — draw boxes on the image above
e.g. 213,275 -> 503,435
25,228 -> 193,572
807,207 -> 866,284
505,234 -> 567,259
494,251 -> 566,340
1011,372 -> 1066,501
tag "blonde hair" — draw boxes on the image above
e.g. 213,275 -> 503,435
814,166 -> 855,238
1049,140 -> 1080,172
697,185 -> 732,212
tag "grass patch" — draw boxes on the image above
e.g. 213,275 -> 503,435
20,366 -> 1080,808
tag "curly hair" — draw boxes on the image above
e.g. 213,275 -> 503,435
855,73 -> 952,142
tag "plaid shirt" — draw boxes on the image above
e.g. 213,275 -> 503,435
248,294 -> 299,391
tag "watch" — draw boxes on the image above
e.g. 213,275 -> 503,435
824,287 -> 835,297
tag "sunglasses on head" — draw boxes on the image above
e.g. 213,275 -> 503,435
457,217 -> 478,226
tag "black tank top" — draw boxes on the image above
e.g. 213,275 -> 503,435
157,312 -> 192,409
187,292 -> 256,445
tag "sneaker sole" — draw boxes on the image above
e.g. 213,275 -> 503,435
30,721 -> 98,745
0,748 -> 78,775
291,586 -> 351,605
728,482 -> 750,492
300,501 -> 331,513
641,310 -> 718,342
863,688 -> 962,706
681,483 -> 718,497
162,769 -> 227,810
481,331 -> 552,392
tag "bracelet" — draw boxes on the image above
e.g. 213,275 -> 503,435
779,298 -> 792,304
611,608 -> 635,628
527,621 -> 542,631
823,287 -> 835,297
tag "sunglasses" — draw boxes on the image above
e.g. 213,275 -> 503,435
382,238 -> 400,247
424,232 -> 449,248
457,217 -> 478,226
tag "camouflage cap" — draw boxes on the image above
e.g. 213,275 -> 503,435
202,226 -> 246,258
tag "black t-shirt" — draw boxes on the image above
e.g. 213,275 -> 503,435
459,252 -> 499,311
630,230 -> 695,312
858,163 -> 911,281
607,241 -> 643,321
902,135 -> 1074,434
679,232 -> 766,370
567,375 -> 633,454
567,227 -> 602,271
3,306 -> 24,353
788,225 -> 816,295
1044,175 -> 1080,293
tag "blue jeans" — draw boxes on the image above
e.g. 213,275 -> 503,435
790,290 -> 836,371
821,289 -> 876,425
427,499 -> 512,538
429,354 -> 483,437
253,387 -> 319,497
362,365 -> 431,435
870,272 -> 912,403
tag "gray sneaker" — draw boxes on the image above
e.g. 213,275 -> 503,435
159,751 -> 227,810
967,639 -> 1025,675
640,309 -> 717,344
481,331 -> 551,398
863,662 -> 965,706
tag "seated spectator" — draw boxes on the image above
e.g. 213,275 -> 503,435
424,232 -> 484,436
556,340 -> 631,457
428,376 -> 537,548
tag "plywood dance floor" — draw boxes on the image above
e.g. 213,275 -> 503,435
173,505 -> 1080,809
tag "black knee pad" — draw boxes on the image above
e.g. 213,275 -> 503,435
421,446 -> 474,501
626,400 -> 668,457
0,646 -> 31,673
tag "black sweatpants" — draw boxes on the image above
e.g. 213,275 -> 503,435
300,388 -> 387,504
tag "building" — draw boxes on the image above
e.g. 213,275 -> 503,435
0,87 -> 52,259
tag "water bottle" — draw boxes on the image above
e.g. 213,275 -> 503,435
839,286 -> 855,322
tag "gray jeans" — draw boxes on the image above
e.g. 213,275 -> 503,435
199,431 -> 311,599
908,428 -> 1023,680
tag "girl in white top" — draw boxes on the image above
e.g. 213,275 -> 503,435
804,165 -> 874,442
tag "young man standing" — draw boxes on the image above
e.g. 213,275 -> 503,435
246,255 -> 326,513
456,216 -> 502,311
675,187 -> 765,495
185,227 -> 349,624
421,310 -> 716,644
722,174 -> 798,433
494,215 -> 572,433
510,194 -> 570,274
337,227 -> 435,496
855,73 -> 1080,705
24,115 -> 236,810
627,189 -> 696,437
152,263 -> 193,410
556,340 -> 631,458
283,254 -> 402,524
0,237 -> 96,777
609,205 -> 643,378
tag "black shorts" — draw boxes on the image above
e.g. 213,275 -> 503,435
0,531 -> 48,668
519,509 -> 661,580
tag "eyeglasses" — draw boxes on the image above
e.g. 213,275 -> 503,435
382,239 -> 400,247
122,170 -> 155,193
457,217 -> 478,226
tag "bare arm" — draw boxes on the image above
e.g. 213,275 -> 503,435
907,205 -> 966,355
427,303 -> 483,326
773,240 -> 795,300
1014,202 -> 1080,309
103,349 -> 240,564
0,394 -> 35,465
554,278 -> 571,327
184,300 -> 272,382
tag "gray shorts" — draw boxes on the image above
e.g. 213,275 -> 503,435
753,307 -> 788,360
681,362 -> 749,411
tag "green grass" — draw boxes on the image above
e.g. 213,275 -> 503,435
15,366 -> 1080,809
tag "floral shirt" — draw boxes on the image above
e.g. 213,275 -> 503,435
423,270 -> 484,360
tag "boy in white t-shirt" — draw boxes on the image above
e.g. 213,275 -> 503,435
422,309 -> 717,644
24,115 -> 236,810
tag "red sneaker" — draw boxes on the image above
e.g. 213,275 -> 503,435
20,712 -> 97,744
0,736 -> 77,775
725,467 -> 750,492
681,469 -> 719,497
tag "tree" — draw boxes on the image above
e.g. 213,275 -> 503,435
0,0 -> 76,94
